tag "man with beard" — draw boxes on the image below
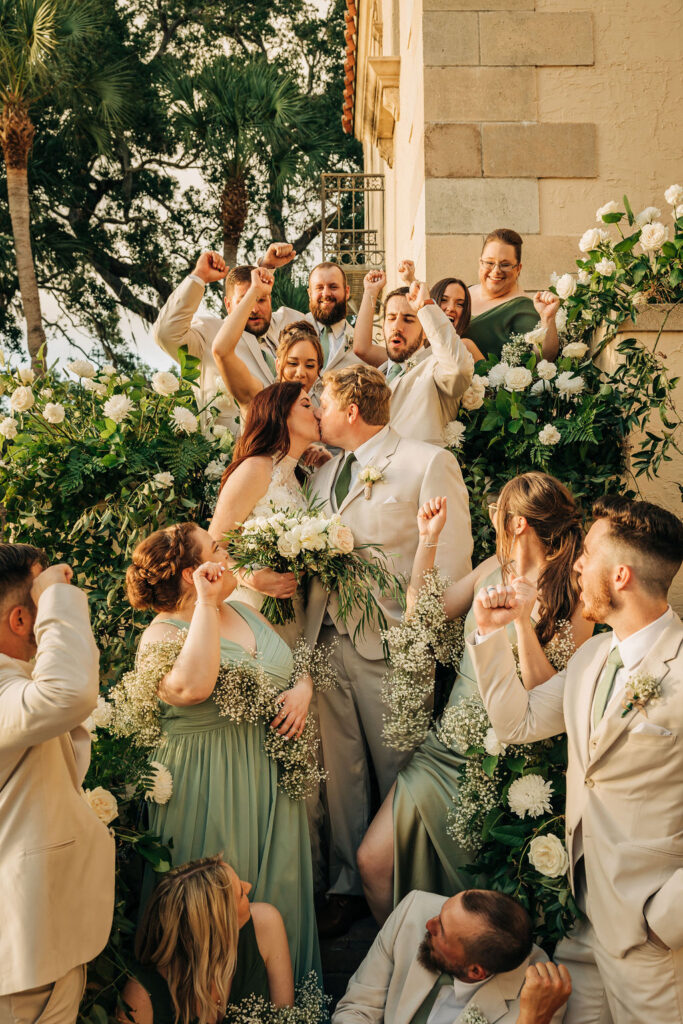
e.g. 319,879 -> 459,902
332,889 -> 570,1024
154,246 -> 356,430
351,273 -> 475,446
468,496 -> 683,1024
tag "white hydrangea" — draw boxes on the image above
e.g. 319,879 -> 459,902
67,358 -> 96,379
460,375 -> 487,411
83,786 -> 118,824
595,258 -> 616,277
538,423 -> 561,446
504,366 -> 532,392
595,200 -> 620,221
145,761 -> 173,805
483,727 -> 507,757
171,406 -> 198,434
640,222 -> 668,252
528,834 -> 569,877
508,774 -> 553,819
561,341 -> 589,360
82,378 -> 108,396
554,307 -> 568,334
10,386 -> 34,412
153,472 -> 174,488
443,420 -> 466,449
664,184 -> 683,207
556,371 -> 585,399
17,365 -> 35,385
578,227 -> 609,253
487,362 -> 510,389
204,459 -> 225,480
577,268 -> 591,285
0,417 -> 18,439
103,394 -> 134,424
536,360 -> 557,381
151,371 -> 180,396
635,206 -> 661,228
92,695 -> 113,728
43,402 -> 66,424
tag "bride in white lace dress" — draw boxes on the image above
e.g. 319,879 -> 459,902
209,381 -> 323,647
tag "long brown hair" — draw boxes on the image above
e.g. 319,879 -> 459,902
496,472 -> 583,645
136,856 -> 240,1024
220,380 -> 304,491
430,278 -> 472,332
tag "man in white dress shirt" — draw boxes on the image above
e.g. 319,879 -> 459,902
332,888 -> 570,1024
468,496 -> 683,1024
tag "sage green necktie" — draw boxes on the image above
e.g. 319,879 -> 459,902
592,646 -> 624,728
334,453 -> 356,508
262,346 -> 276,377
319,326 -> 330,367
386,361 -> 403,383
408,973 -> 454,1024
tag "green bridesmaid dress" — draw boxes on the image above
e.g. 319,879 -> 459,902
146,602 -> 321,985
466,295 -> 540,361
393,568 -> 512,904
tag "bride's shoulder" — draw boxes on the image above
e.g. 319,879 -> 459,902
225,454 -> 273,487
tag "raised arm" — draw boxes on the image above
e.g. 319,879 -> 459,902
532,292 -> 561,360
419,449 -> 473,586
154,251 -> 228,361
212,268 -> 274,406
408,282 -> 474,399
511,576 -> 593,690
352,270 -> 389,368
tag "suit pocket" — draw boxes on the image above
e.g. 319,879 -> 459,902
24,837 -> 76,856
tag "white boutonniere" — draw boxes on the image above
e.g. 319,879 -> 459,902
621,671 -> 662,718
460,1008 -> 490,1024
359,466 -> 384,499
405,356 -> 418,371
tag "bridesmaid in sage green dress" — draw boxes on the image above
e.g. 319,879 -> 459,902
126,522 -> 321,985
357,472 -> 592,923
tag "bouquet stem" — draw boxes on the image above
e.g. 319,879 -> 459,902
261,596 -> 296,625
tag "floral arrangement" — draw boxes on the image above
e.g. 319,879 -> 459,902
460,1008 -> 491,1024
224,502 -> 404,636
381,571 -> 465,751
224,972 -> 330,1023
109,635 -> 335,800
621,671 -> 661,717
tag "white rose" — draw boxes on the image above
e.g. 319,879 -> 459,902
117,373 -> 130,385
171,406 -> 198,434
153,471 -> 174,488
595,200 -> 620,221
277,530 -> 302,558
487,362 -> 510,389
103,394 -> 134,424
211,392 -> 234,413
555,274 -> 576,300
595,258 -> 616,277
443,420 -> 466,448
579,227 -> 609,253
524,325 -> 548,350
83,786 -> 118,825
10,386 -> 34,412
145,761 -> 173,805
460,376 -> 486,411
639,221 -> 668,253
212,423 -> 229,439
664,184 -> 683,207
483,727 -> 507,757
535,360 -> 557,381
101,363 -> 117,377
538,423 -> 561,446
151,371 -> 180,396
555,371 -> 585,398
528,834 -> 569,877
507,774 -> 553,819
635,206 -> 661,228
17,365 -> 35,384
0,417 -> 18,439
675,204 -> 683,220
298,519 -> 328,551
43,402 -> 66,424
577,269 -> 591,285
548,271 -> 559,286
631,290 -> 648,310
531,379 -> 552,396
92,695 -> 113,729
504,366 -> 532,392
561,342 -> 588,360
553,309 -> 567,335
327,521 -> 355,554
67,358 -> 96,379
82,378 -> 108,396
42,387 -> 53,398
204,459 -> 224,480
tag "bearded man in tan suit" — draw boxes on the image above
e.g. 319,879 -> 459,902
308,365 -> 473,937
467,497 -> 683,1024
0,544 -> 114,1024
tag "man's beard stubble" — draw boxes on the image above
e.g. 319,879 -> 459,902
247,315 -> 271,338
417,934 -> 468,981
581,573 -> 615,624
311,297 -> 347,326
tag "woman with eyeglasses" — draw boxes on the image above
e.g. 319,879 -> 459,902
467,228 -> 560,361
356,472 -> 593,924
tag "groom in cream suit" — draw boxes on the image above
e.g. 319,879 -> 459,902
468,496 -> 683,1024
0,544 -> 114,1024
309,364 -> 473,935
333,889 -> 570,1024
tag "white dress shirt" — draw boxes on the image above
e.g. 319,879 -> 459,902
427,975 -> 488,1024
331,425 -> 391,511
314,316 -> 350,364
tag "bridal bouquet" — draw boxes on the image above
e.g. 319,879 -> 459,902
224,502 -> 404,634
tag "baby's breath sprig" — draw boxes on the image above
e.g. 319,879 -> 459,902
290,636 -> 338,693
224,971 -> 329,1023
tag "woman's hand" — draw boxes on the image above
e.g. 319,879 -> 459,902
301,444 -> 333,468
270,675 -> 313,739
533,290 -> 561,324
193,561 -> 227,607
417,496 -> 447,545
511,575 -> 538,625
248,567 -> 298,598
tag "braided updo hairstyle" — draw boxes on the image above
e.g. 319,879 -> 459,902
126,522 -> 203,612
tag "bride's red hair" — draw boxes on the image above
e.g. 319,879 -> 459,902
219,381 -> 304,492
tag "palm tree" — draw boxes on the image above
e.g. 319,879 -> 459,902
0,0 -> 128,364
167,57 -> 319,268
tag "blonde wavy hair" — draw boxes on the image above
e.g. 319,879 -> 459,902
135,856 -> 240,1024
322,363 -> 391,425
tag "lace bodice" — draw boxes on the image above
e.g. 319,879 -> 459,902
247,454 -> 307,521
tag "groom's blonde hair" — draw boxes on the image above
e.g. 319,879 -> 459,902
323,364 -> 390,426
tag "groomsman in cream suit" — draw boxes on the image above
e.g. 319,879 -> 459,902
153,244 -> 357,428
333,889 -> 571,1024
468,496 -> 683,1024
0,544 -> 114,1024
309,364 -> 473,936
352,271 -> 475,446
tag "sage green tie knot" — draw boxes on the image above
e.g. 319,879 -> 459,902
592,645 -> 624,728
319,326 -> 330,367
334,452 -> 356,508
386,361 -> 403,383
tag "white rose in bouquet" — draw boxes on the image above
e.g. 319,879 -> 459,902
277,530 -> 302,558
17,365 -> 35,384
635,206 -> 661,228
83,786 -> 118,824
595,200 -> 620,221
536,360 -> 557,381
528,834 -> 569,877
640,222 -> 668,252
538,423 -> 561,446
443,420 -> 466,449
561,342 -> 588,360
151,371 -> 180,396
577,269 -> 591,285
595,258 -> 616,277
484,728 -> 507,756
664,184 -> 683,206
460,375 -> 486,411
145,761 -> 173,805
487,362 -> 510,389
67,358 -> 96,379
556,372 -> 585,399
0,417 -> 18,439
578,228 -> 609,253
171,406 -> 198,434
43,402 -> 66,424
555,273 -> 576,300
327,520 -> 355,554
103,394 -> 134,424
298,518 -> 328,552
10,386 -> 34,412
504,366 -> 532,392
508,774 -> 553,819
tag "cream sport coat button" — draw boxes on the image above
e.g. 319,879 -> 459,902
585,778 -> 595,788
567,826 -> 573,835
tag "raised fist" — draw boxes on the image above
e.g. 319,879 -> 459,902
261,243 -> 296,270
533,290 -> 561,324
193,251 -> 229,284
397,259 -> 416,284
30,563 -> 73,603
363,269 -> 386,298
407,280 -> 432,312
250,267 -> 275,298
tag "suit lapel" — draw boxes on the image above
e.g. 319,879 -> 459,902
324,322 -> 354,372
338,428 -> 401,514
574,635 -> 612,765
312,452 -> 343,511
396,961 -> 441,1024
241,330 -> 275,380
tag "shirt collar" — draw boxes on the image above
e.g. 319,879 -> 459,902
316,318 -> 347,339
611,606 -> 672,671
351,424 -> 390,466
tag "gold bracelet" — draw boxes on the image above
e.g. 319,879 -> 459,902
421,541 -> 438,548
195,601 -> 220,611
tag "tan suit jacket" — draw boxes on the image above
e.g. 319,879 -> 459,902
306,427 -> 472,660
468,609 -> 683,957
332,890 -> 564,1024
386,305 -> 474,447
0,585 -> 115,995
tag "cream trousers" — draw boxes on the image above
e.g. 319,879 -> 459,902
0,966 -> 86,1024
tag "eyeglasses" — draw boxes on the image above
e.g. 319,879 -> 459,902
480,260 -> 519,273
